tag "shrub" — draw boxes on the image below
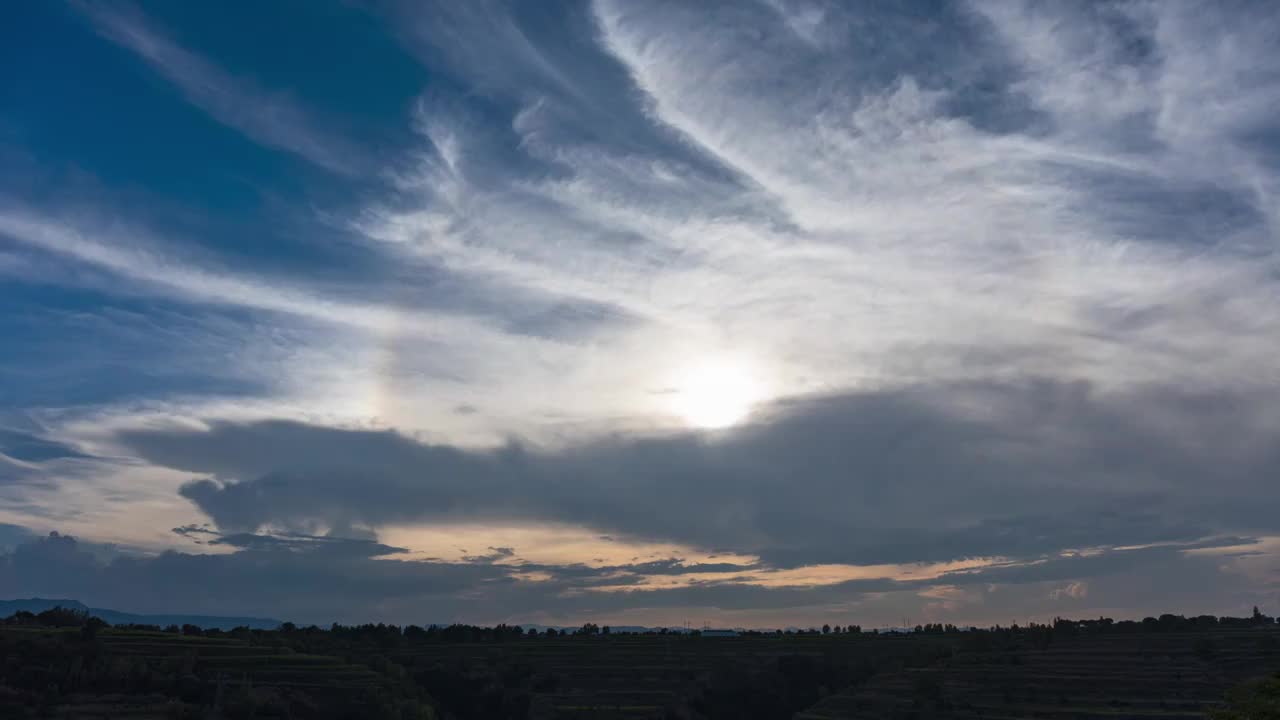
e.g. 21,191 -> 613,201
1213,672 -> 1280,720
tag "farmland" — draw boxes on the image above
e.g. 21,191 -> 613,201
384,630 -> 954,719
0,622 -> 434,719
799,625 -> 1280,720
2,610 -> 1278,719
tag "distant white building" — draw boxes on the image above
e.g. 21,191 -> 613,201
701,629 -> 739,637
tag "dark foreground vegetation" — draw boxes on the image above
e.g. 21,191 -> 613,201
2,606 -> 1278,719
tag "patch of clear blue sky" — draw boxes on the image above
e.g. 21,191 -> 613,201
0,0 -> 654,413
0,284 -> 269,408
0,1 -> 426,272
0,1 -> 436,411
134,1 -> 426,126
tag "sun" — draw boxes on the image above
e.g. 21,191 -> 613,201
670,358 -> 762,429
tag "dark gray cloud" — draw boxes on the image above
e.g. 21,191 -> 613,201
0,528 -> 776,623
116,379 -> 1280,569
208,531 -> 409,559
0,530 -> 509,623
461,545 -> 515,563
0,521 -> 35,551
933,538 -> 1254,589
170,523 -> 219,543
1,529 -> 1267,626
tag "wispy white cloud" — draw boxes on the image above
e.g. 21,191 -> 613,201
72,1 -> 366,175
0,208 -> 518,348
970,0 -> 1280,228
352,0 -> 1280,414
19,0 -> 1279,449
6,0 -> 1280,622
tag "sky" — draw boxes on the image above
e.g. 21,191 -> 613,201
1,0 -> 1279,628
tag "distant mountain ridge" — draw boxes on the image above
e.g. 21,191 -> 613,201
0,598 -> 280,630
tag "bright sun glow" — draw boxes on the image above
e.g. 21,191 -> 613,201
671,358 -> 762,429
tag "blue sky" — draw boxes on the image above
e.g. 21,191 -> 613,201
1,0 -> 1279,627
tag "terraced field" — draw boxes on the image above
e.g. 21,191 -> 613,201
0,626 -> 435,719
797,628 -> 1280,720
392,632 -> 955,719
6,619 -> 1276,719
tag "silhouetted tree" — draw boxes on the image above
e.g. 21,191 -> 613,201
80,615 -> 108,640
36,606 -> 89,627
1213,672 -> 1280,719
